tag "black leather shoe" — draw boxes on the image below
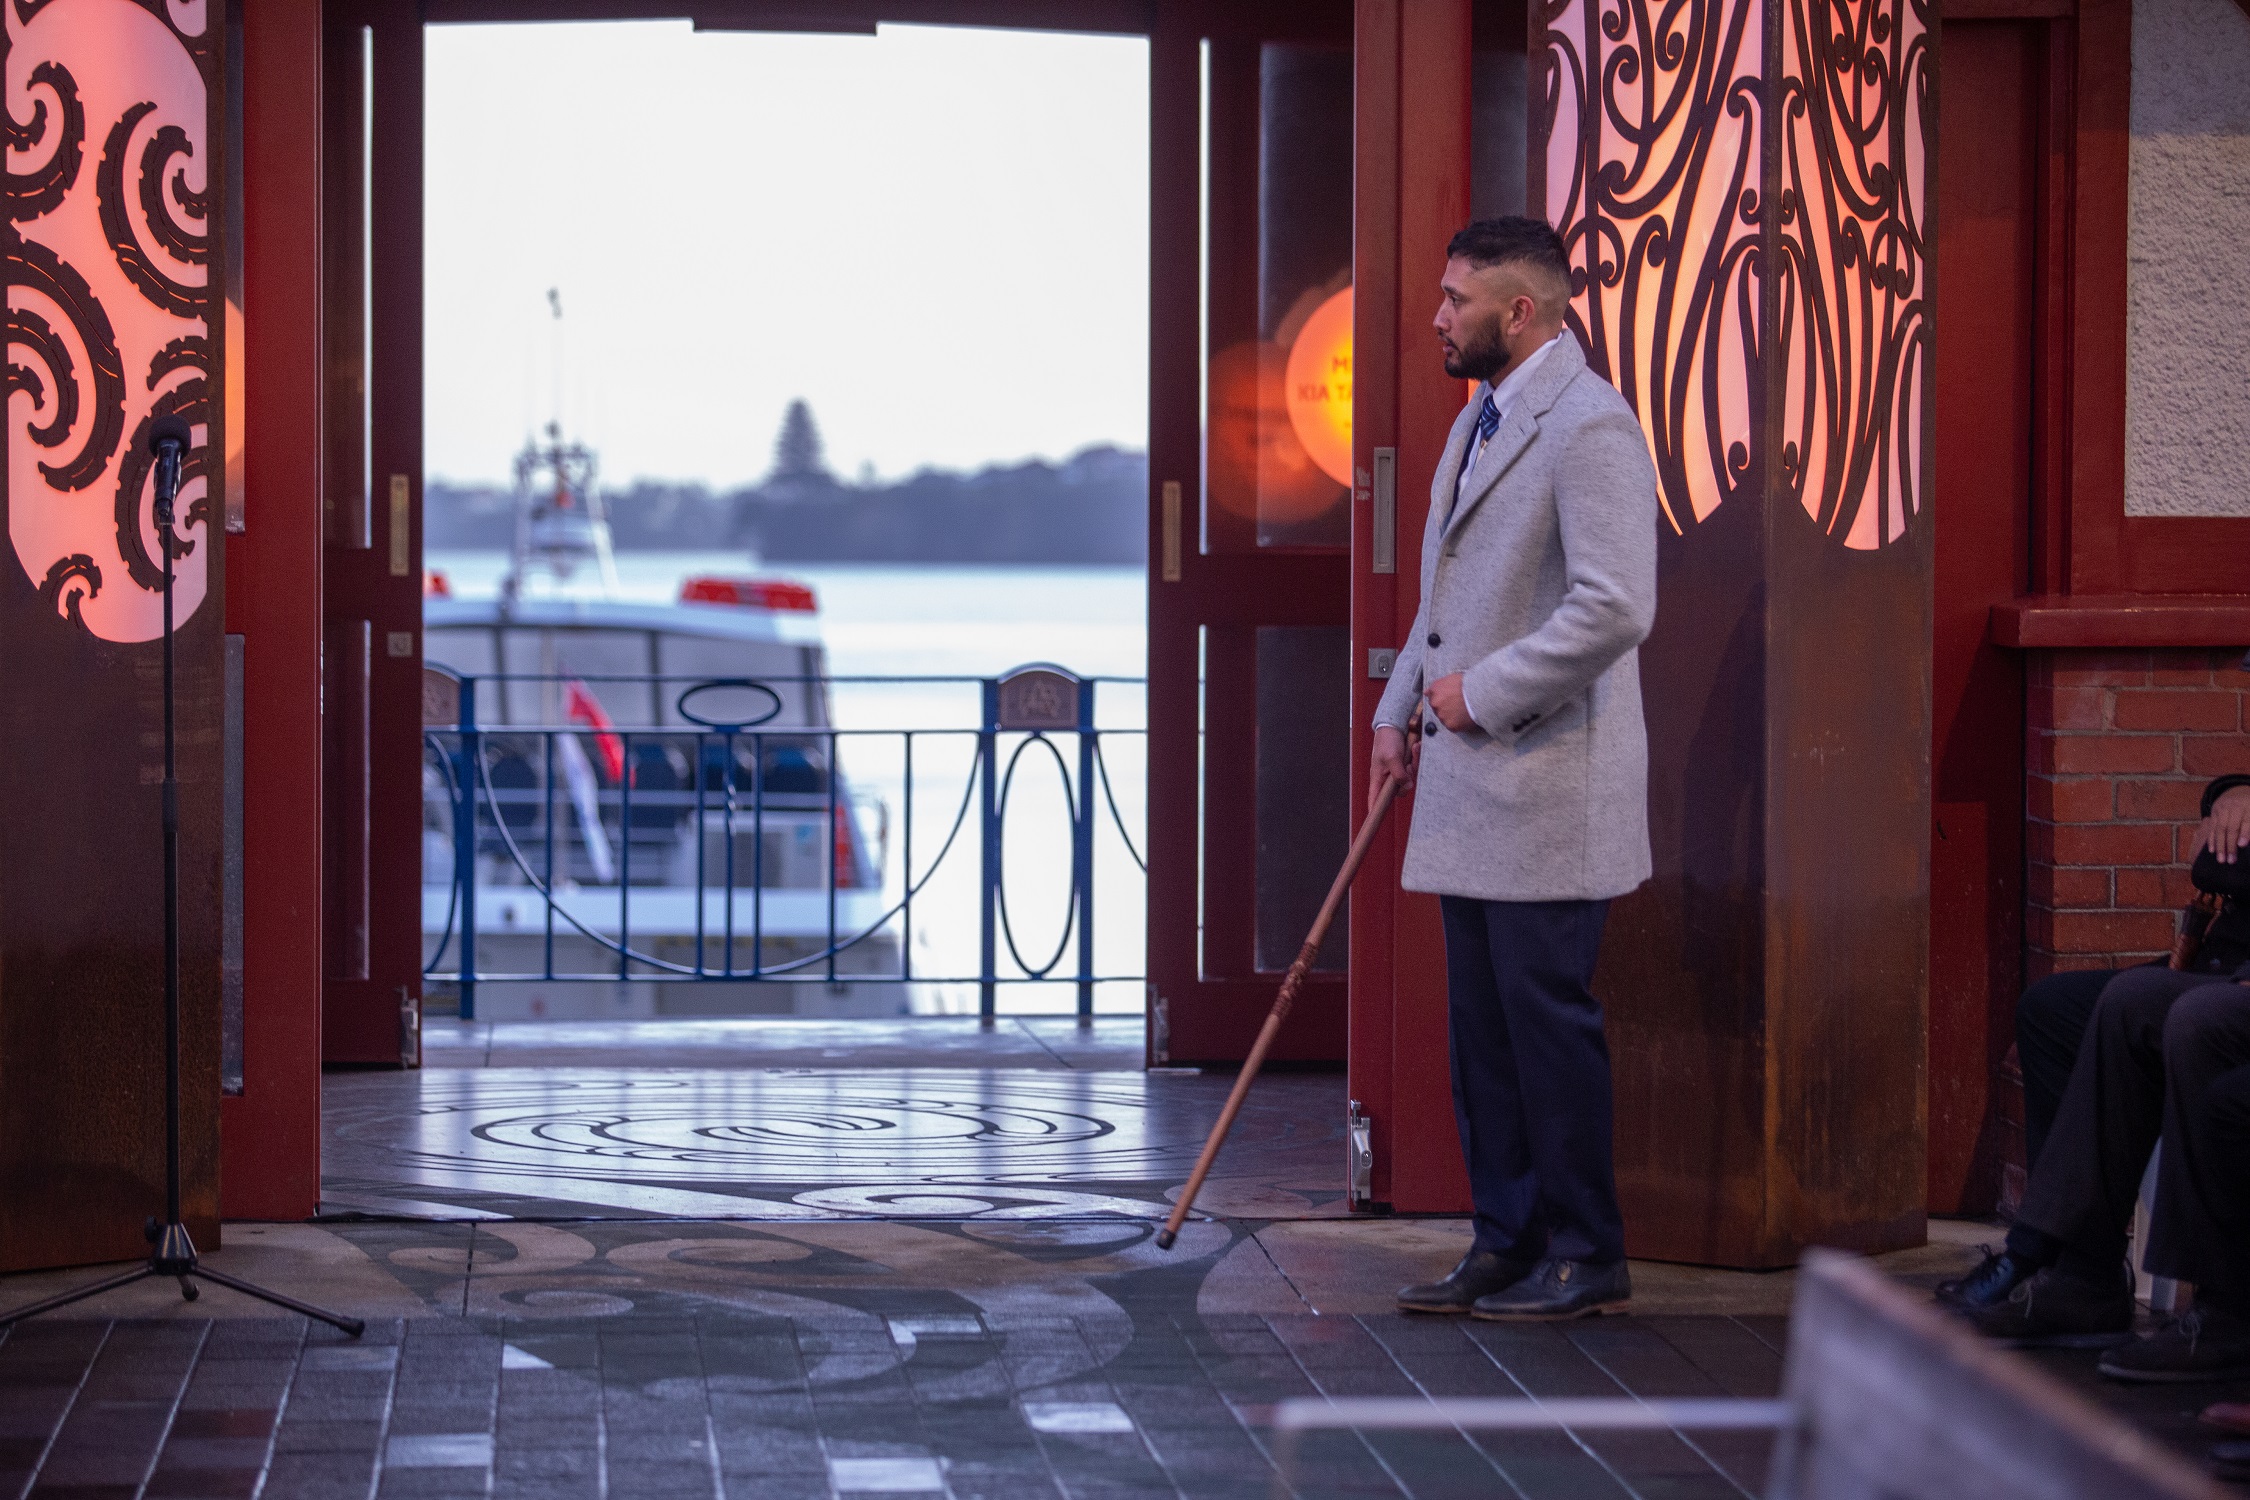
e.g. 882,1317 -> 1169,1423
1934,1245 -> 2039,1312
1471,1258 -> 1631,1321
1963,1263 -> 2134,1348
2099,1305 -> 2250,1384
1396,1250 -> 1534,1314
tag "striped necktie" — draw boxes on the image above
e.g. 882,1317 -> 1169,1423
1474,389 -> 1501,444
1454,390 -> 1503,510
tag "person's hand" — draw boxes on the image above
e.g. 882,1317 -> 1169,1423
1427,672 -> 1475,733
2196,785 -> 2250,864
1370,725 -> 1418,812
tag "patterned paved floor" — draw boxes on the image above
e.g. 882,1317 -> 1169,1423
3,1023 -> 2242,1496
0,1218 -> 1796,1500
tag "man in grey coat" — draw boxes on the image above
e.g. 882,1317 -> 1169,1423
1372,217 -> 1657,1321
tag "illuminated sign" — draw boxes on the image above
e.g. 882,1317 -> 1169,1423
1283,287 -> 1352,488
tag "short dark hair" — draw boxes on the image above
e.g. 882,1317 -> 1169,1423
1445,217 -> 1570,293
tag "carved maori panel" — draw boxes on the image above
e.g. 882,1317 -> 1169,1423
1537,0 -> 1929,548
7,0 -> 217,637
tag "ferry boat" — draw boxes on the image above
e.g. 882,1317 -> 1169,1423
420,423 -> 905,1020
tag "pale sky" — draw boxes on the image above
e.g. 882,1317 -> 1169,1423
424,22 -> 1150,487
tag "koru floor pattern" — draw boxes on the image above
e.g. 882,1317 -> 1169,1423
327,1018 -> 1345,1224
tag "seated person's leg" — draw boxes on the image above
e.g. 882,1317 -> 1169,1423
1961,965 -> 2208,1341
2018,966 -> 2121,1169
1938,967 -> 2120,1309
2099,992 -> 2250,1383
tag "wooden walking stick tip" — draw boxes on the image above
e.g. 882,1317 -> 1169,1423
1154,1228 -> 1176,1250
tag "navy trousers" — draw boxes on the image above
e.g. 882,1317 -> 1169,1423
1440,895 -> 1624,1265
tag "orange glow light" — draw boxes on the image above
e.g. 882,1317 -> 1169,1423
1284,287 -> 1353,487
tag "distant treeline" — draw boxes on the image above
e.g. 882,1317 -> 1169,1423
426,446 -> 1148,565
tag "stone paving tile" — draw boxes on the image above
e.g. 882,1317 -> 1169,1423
2,1216 -> 2233,1499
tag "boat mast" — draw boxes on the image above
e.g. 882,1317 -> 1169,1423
499,288 -> 621,615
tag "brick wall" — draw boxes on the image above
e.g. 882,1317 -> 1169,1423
2026,646 -> 2250,978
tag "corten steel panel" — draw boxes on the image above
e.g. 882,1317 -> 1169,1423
320,0 -> 423,1066
1928,20 -> 2040,1216
0,0 -> 226,1269
1145,0 -> 1352,1067
1346,0 -> 1473,1213
221,0 -> 327,1220
1543,0 -> 1933,1265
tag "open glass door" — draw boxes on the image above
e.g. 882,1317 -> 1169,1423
1147,0 -> 1355,1065
320,0 -> 425,1065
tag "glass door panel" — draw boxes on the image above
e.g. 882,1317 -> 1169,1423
1149,0 -> 1353,1066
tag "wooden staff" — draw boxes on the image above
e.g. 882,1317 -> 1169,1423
1156,752 -> 1412,1251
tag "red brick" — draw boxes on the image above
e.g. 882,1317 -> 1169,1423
2214,662 -> 2250,691
2048,650 -> 2153,687
2150,650 -> 2218,686
2116,866 -> 2199,910
2115,778 -> 2208,821
2050,909 -> 2175,954
2049,821 -> 2177,867
2183,737 -> 2250,778
2044,867 -> 2113,907
2041,777 -> 2116,823
2112,690 -> 2240,732
2034,734 -> 2177,776
2027,686 -> 2108,731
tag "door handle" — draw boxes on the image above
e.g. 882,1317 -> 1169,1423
388,474 -> 411,577
1161,480 -> 1182,582
1372,447 -> 1396,574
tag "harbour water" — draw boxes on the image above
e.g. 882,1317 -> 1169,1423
425,552 -> 1150,1016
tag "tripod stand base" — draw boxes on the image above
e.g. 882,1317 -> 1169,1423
0,1223 -> 364,1337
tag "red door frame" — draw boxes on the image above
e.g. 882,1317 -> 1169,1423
224,0 -> 328,1219
1346,0 -> 1472,1212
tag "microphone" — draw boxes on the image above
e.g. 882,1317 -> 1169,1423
147,413 -> 192,455
147,413 -> 191,520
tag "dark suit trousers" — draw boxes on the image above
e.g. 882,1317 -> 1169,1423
2016,966 -> 2250,1309
1440,895 -> 1624,1264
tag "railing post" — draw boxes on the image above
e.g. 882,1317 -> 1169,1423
453,674 -> 479,1021
979,678 -> 1000,1023
1075,677 -> 1096,1022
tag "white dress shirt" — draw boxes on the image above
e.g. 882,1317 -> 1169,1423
1383,331 -> 1569,735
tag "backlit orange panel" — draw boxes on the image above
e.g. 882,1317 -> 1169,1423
1538,0 -> 1929,549
1777,0 -> 1930,549
6,0 -> 214,640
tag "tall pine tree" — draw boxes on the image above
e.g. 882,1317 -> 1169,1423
770,399 -> 828,482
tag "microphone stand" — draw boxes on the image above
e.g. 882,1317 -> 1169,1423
0,422 -> 363,1338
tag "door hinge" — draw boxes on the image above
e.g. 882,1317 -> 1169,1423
399,985 -> 421,1068
1347,1098 -> 1373,1207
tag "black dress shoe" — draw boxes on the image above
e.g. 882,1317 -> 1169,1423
2099,1305 -> 2250,1384
1471,1258 -> 1631,1321
1934,1245 -> 2039,1312
1963,1263 -> 2134,1348
1396,1250 -> 1534,1314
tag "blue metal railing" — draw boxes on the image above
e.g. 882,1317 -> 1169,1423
421,667 -> 1145,1021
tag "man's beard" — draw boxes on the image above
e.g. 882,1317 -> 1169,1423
1443,320 -> 1510,383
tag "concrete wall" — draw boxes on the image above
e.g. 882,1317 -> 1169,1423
2124,0 -> 2250,517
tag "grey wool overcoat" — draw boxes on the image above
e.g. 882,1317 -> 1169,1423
1372,333 -> 1658,902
